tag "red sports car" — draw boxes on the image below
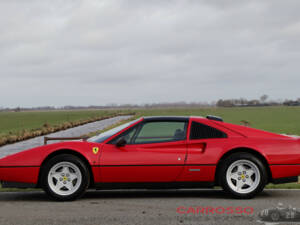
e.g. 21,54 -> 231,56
0,116 -> 299,201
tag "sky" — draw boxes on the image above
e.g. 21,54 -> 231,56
0,0 -> 300,107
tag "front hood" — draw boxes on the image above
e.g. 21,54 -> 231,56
0,141 -> 102,167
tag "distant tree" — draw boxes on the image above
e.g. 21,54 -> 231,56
248,99 -> 260,106
14,107 -> 21,112
260,94 -> 268,103
216,99 -> 224,107
240,98 -> 248,105
217,99 -> 234,107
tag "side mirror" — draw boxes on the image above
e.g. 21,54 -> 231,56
116,137 -> 127,147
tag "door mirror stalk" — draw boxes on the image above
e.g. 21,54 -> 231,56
116,138 -> 127,147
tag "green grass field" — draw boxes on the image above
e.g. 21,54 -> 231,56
0,110 -> 127,136
2,106 -> 300,137
1,106 -> 300,189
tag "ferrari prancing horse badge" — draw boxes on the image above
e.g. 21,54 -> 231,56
92,147 -> 99,154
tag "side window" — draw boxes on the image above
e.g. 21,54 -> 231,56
133,121 -> 187,144
109,125 -> 139,144
190,121 -> 227,140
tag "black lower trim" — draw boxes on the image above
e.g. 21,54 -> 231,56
272,176 -> 298,184
1,181 -> 37,188
93,181 -> 214,190
92,164 -> 216,167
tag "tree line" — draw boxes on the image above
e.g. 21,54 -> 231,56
216,95 -> 300,107
1,95 -> 300,112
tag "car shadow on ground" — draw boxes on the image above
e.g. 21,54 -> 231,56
0,189 -> 275,202
83,189 -> 275,200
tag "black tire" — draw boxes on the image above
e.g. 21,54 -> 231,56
41,154 -> 90,201
218,152 -> 268,199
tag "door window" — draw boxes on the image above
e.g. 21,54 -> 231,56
134,121 -> 187,144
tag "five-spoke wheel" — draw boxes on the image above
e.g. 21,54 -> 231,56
41,154 -> 90,201
219,152 -> 267,199
48,162 -> 82,196
226,160 -> 260,194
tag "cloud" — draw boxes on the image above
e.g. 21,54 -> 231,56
0,0 -> 299,107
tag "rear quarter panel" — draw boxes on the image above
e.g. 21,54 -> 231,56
216,137 -> 300,179
187,118 -> 300,180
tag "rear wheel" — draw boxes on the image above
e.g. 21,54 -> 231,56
41,154 -> 90,201
219,152 -> 268,199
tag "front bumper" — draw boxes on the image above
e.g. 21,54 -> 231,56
1,181 -> 36,188
0,166 -> 40,186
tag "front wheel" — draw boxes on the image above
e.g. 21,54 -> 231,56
41,154 -> 90,201
219,152 -> 268,199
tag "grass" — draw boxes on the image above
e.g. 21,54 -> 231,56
1,106 -> 300,190
266,183 -> 300,189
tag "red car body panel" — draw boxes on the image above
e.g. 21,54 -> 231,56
0,167 -> 40,184
99,140 -> 186,182
0,116 -> 300,187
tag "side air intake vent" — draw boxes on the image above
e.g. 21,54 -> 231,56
190,122 -> 227,140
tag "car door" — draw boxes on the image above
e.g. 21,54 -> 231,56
176,119 -> 228,182
99,119 -> 188,183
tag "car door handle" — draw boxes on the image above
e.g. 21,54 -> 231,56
188,143 -> 206,153
193,149 -> 205,152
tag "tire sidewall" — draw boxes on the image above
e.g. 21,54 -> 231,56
41,154 -> 90,201
220,152 -> 268,199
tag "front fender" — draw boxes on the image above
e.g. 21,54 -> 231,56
0,141 -> 103,167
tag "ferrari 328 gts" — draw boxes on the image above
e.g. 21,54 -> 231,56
0,116 -> 299,201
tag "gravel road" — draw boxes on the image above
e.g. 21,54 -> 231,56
0,189 -> 299,225
0,115 -> 132,158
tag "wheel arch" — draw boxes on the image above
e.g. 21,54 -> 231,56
37,149 -> 95,188
215,147 -> 272,185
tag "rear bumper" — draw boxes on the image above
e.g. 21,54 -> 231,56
270,164 -> 300,183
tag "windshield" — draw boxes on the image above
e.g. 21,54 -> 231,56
88,118 -> 141,143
